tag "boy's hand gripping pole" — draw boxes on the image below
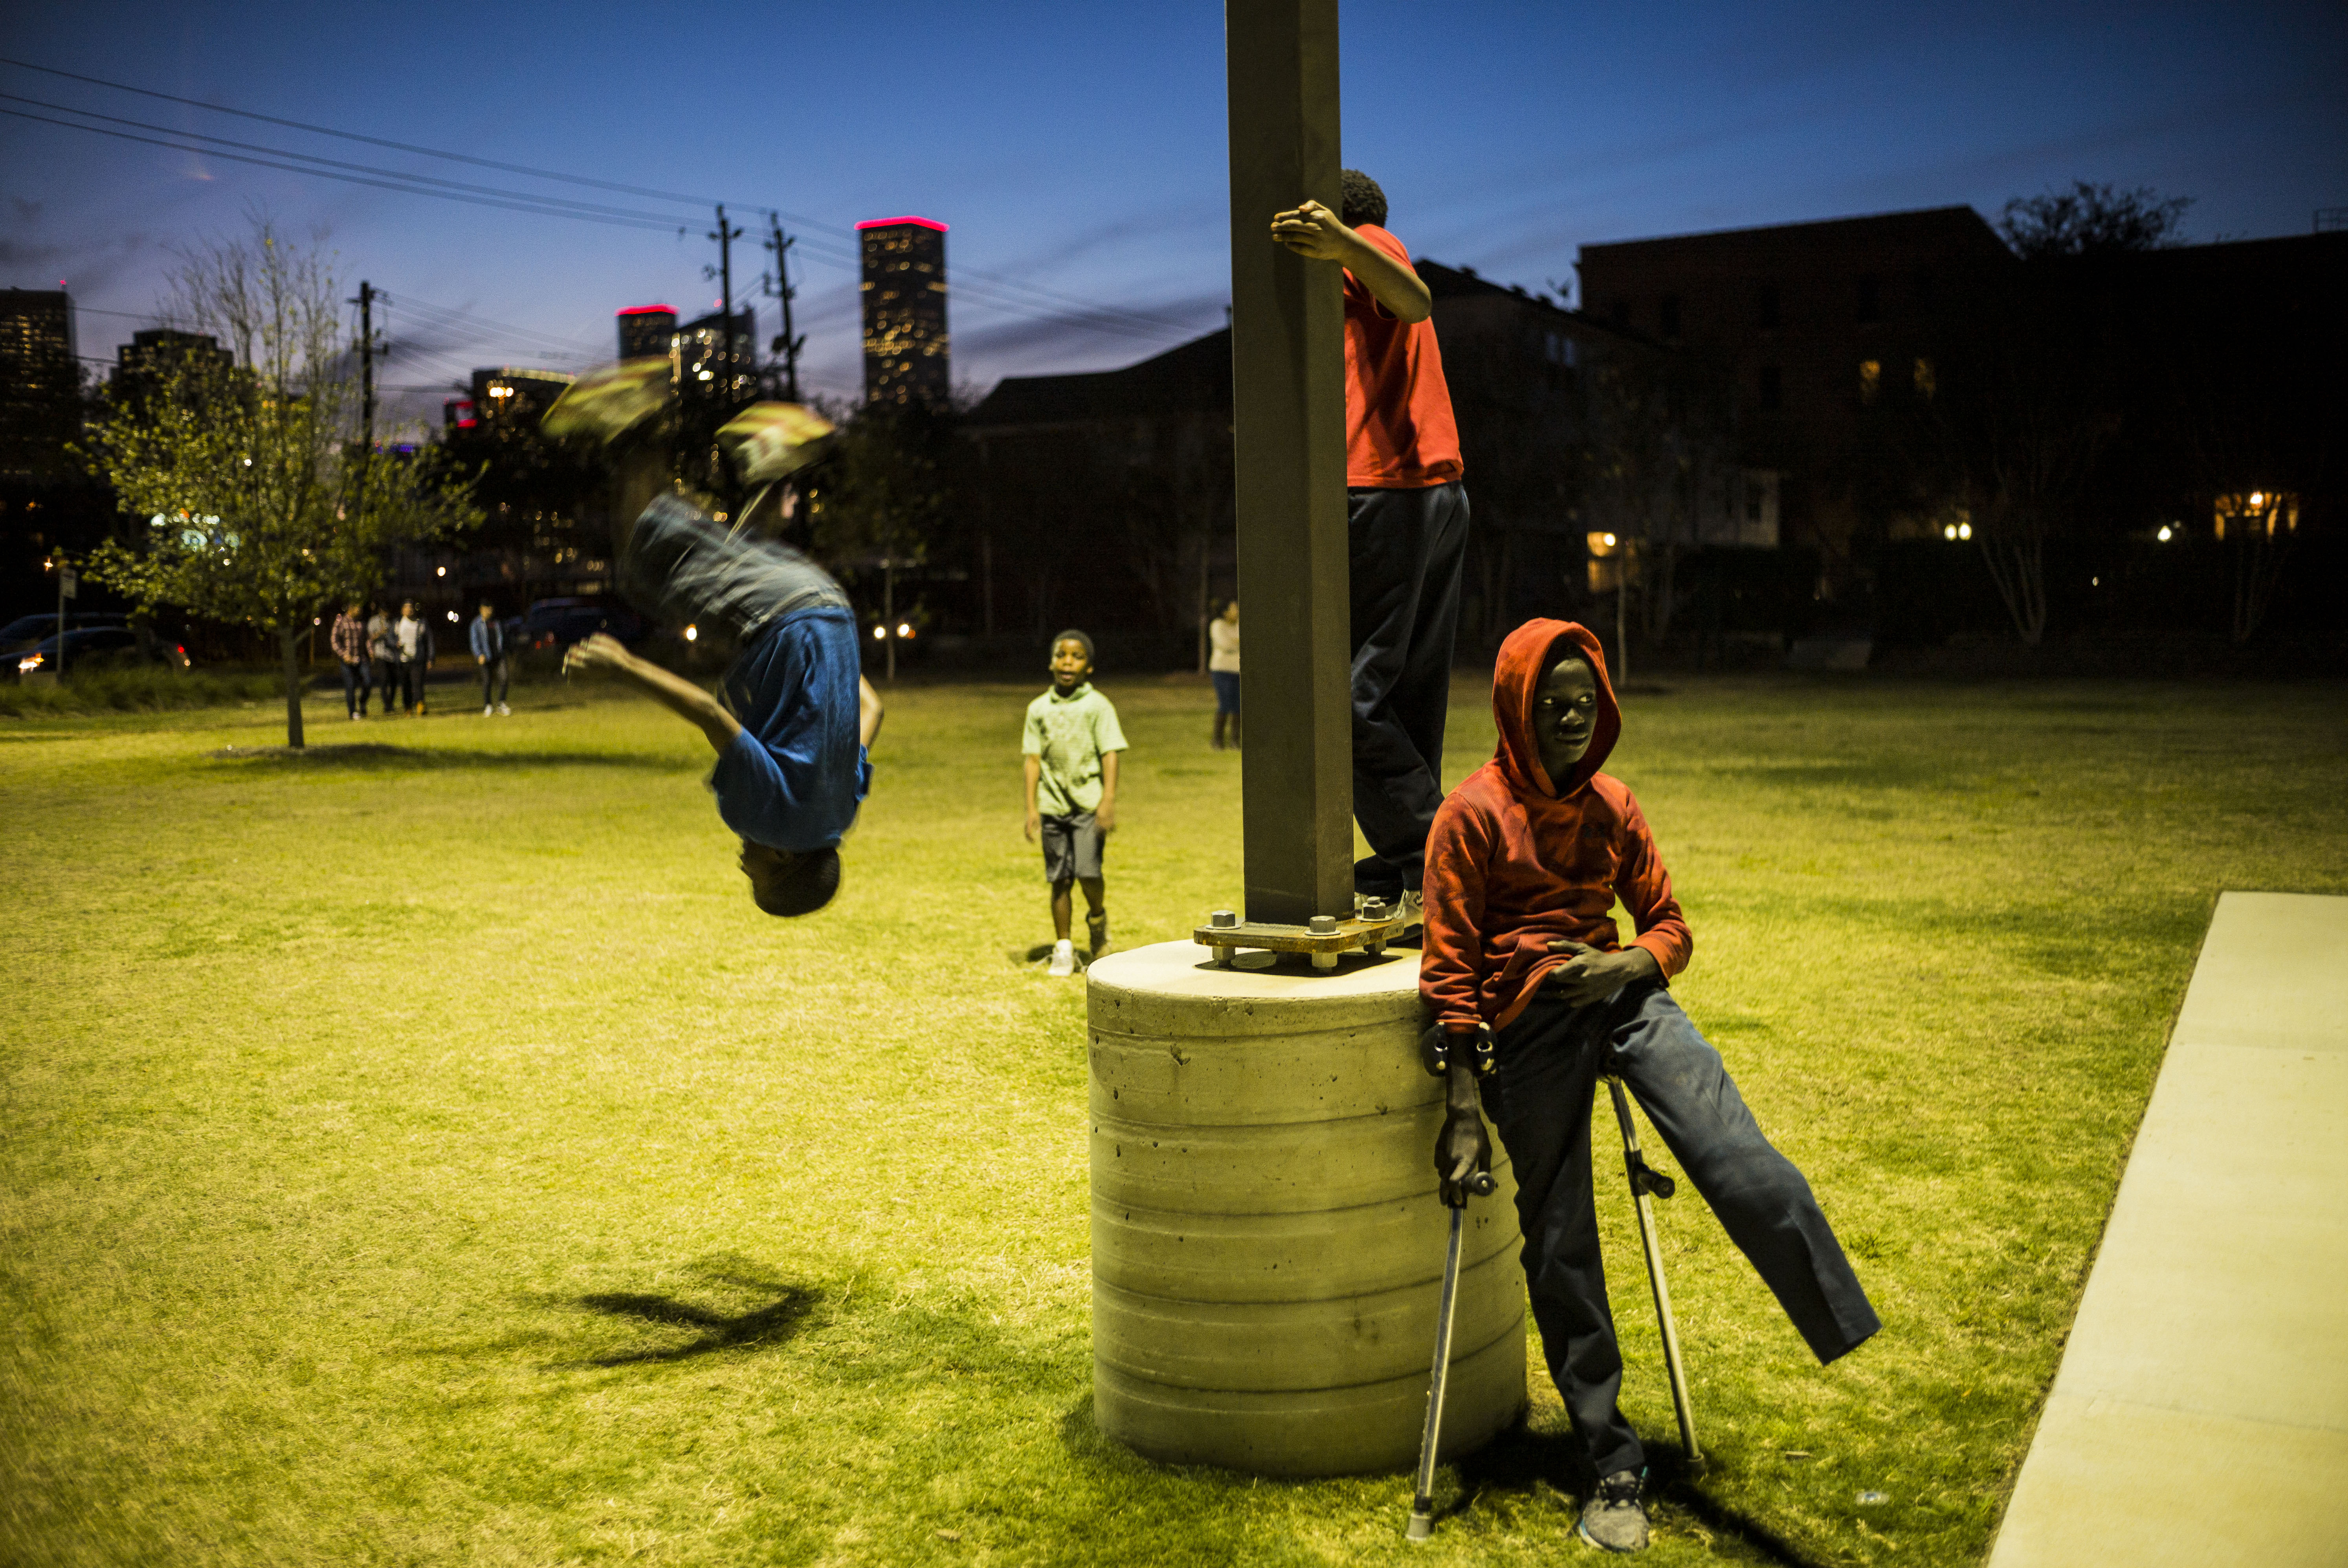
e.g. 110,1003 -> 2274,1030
1606,1074 -> 1702,1467
1407,1027 -> 1497,1542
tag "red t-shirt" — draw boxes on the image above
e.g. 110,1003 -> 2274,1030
1343,225 -> 1463,489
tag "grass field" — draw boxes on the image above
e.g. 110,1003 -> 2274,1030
5,669 -> 2344,1567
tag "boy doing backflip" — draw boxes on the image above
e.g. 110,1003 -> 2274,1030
1023,631 -> 1126,978
549,361 -> 882,917
1422,619 -> 1880,1554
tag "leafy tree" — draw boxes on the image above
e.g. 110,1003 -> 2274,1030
82,216 -> 477,747
807,400 -> 953,679
1999,182 -> 2193,260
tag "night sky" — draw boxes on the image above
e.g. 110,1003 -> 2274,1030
6,1 -> 2342,430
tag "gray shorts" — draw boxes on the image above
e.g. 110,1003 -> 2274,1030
1040,812 -> 1104,883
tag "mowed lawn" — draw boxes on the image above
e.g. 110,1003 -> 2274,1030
4,669 -> 2345,1567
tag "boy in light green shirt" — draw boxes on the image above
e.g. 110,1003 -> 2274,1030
1022,629 -> 1127,977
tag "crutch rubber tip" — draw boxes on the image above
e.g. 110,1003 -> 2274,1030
1405,1508 -> 1434,1542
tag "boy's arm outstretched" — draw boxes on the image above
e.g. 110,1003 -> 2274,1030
566,632 -> 882,755
566,632 -> 740,752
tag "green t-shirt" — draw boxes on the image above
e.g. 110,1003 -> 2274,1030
1023,683 -> 1128,817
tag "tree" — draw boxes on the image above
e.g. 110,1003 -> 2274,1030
83,215 -> 477,746
1999,182 -> 2193,260
808,400 -> 953,680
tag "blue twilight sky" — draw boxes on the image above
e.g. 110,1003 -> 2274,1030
5,0 -> 2342,432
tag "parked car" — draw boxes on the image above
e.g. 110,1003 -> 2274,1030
14,626 -> 189,678
519,597 -> 649,649
0,612 -> 128,655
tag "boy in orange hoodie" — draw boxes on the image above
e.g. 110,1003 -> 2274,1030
1421,619 -> 1879,1554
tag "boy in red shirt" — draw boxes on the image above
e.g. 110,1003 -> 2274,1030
1422,618 -> 1879,1553
1271,171 -> 1466,916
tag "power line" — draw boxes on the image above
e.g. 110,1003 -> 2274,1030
4,59 -> 1210,348
0,92 -> 703,229
0,106 -> 691,233
0,54 -> 745,214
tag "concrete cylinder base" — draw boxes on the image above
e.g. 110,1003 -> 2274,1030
1087,939 -> 1527,1477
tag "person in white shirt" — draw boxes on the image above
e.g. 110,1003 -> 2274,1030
1208,599 -> 1241,751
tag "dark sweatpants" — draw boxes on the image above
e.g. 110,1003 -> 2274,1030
1348,482 -> 1468,896
1481,983 -> 1880,1479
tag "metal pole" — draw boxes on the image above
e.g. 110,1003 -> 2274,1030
1405,1204 -> 1466,1542
1605,1075 -> 1699,1464
1226,0 -> 1351,926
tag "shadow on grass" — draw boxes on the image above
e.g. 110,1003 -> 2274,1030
556,1261 -> 822,1366
1450,1429 -> 1833,1567
206,742 -> 681,771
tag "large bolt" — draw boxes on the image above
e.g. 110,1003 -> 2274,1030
1308,914 -> 1337,934
1211,909 -> 1238,929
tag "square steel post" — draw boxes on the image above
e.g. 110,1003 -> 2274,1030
1227,0 -> 1353,927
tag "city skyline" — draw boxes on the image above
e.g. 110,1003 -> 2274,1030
4,0 -> 2342,433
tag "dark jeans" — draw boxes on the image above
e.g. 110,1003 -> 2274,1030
339,659 -> 369,715
479,657 -> 509,707
1211,670 -> 1240,716
373,658 -> 398,713
1348,481 -> 1468,895
617,493 -> 846,639
1481,983 -> 1880,1479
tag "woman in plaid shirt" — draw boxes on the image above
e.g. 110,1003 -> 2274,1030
330,601 -> 372,719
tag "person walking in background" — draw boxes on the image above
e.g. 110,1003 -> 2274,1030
330,600 -> 371,720
1271,169 -> 1468,927
1209,598 -> 1241,750
471,601 -> 510,716
411,609 -> 437,717
391,601 -> 421,714
366,602 -> 396,717
1023,630 -> 1126,978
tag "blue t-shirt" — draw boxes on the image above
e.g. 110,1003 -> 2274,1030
707,606 -> 870,852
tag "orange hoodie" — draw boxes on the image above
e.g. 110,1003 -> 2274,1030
1420,619 -> 1691,1034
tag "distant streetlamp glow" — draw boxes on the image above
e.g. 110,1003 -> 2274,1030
436,566 -> 446,577
896,622 -> 913,638
873,625 -> 886,640
1601,533 -> 1616,548
2157,525 -> 2174,542
1958,522 -> 1971,540
684,625 -> 698,642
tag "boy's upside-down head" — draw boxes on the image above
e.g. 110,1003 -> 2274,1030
739,840 -> 840,917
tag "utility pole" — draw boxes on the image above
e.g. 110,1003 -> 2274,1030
1227,0 -> 1351,926
707,205 -> 744,405
764,215 -> 804,401
349,280 -> 378,449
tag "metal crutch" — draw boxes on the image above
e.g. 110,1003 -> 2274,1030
1604,1073 -> 1700,1466
1407,1025 -> 1497,1543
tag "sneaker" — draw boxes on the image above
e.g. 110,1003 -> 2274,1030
1087,911 -> 1111,957
484,704 -> 495,716
541,358 -> 673,443
1048,940 -> 1077,978
1578,1470 -> 1649,1554
497,702 -> 511,716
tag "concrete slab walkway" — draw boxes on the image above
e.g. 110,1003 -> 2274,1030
1987,891 -> 2348,1567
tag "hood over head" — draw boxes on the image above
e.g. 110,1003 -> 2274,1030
1490,619 -> 1619,798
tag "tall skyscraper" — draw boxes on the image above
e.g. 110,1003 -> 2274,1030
1,288 -> 80,481
858,217 -> 949,407
110,329 -> 232,406
616,304 -> 677,362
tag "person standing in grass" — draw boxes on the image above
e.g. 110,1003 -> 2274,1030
1209,598 -> 1241,750
392,600 -> 425,715
1420,618 -> 1880,1555
471,601 -> 510,716
1023,630 -> 1126,978
548,359 -> 884,918
366,602 -> 396,717
330,601 -> 371,720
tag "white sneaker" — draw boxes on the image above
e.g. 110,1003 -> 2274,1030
484,704 -> 495,716
496,702 -> 511,715
1048,940 -> 1076,978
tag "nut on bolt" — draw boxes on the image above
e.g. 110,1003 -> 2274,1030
1308,914 -> 1338,934
1210,909 -> 1238,929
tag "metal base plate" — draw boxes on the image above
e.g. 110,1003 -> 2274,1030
1192,912 -> 1408,968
